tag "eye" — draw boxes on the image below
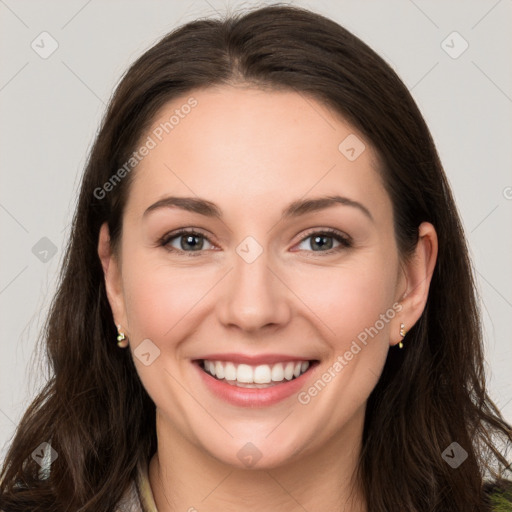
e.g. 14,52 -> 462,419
159,229 -> 215,256
294,228 -> 352,255
159,227 -> 352,256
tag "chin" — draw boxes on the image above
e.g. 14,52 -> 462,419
197,431 -> 311,471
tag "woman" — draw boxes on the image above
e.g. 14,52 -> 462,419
1,4 -> 511,511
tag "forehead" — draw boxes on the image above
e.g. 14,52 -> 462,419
125,86 -> 390,222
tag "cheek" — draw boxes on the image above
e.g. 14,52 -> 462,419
122,258 -> 210,339
289,257 -> 398,346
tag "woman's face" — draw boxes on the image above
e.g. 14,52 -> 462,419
100,85 -> 424,469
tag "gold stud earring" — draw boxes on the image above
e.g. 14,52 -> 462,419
117,324 -> 128,348
398,322 -> 406,349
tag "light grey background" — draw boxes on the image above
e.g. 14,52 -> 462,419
1,0 -> 511,461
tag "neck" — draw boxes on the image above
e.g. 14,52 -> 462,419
148,408 -> 367,512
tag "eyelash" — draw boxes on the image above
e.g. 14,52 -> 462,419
158,227 -> 352,257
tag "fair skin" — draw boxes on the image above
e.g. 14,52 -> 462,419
98,85 -> 437,511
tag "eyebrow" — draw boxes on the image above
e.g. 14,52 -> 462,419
143,194 -> 373,222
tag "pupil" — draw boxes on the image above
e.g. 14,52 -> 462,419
183,235 -> 202,251
312,235 -> 332,250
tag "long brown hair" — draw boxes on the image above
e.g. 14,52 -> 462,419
1,4 -> 510,511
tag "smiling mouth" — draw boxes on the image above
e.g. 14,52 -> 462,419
195,359 -> 319,388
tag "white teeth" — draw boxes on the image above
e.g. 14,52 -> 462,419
283,362 -> 295,380
215,361 -> 224,379
224,361 -> 237,381
254,365 -> 272,384
271,363 -> 284,382
201,359 -> 312,385
237,364 -> 253,383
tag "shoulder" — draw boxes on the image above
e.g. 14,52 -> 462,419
114,458 -> 158,512
114,478 -> 144,512
483,478 -> 512,511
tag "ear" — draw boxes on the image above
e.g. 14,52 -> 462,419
391,221 -> 438,347
97,222 -> 128,334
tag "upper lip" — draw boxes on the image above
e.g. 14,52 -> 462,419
195,353 -> 317,365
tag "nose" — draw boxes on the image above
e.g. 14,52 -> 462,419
217,247 -> 292,333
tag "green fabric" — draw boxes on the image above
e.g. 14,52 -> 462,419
490,494 -> 512,511
489,482 -> 512,511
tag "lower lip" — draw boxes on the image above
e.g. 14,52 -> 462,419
193,361 -> 319,407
